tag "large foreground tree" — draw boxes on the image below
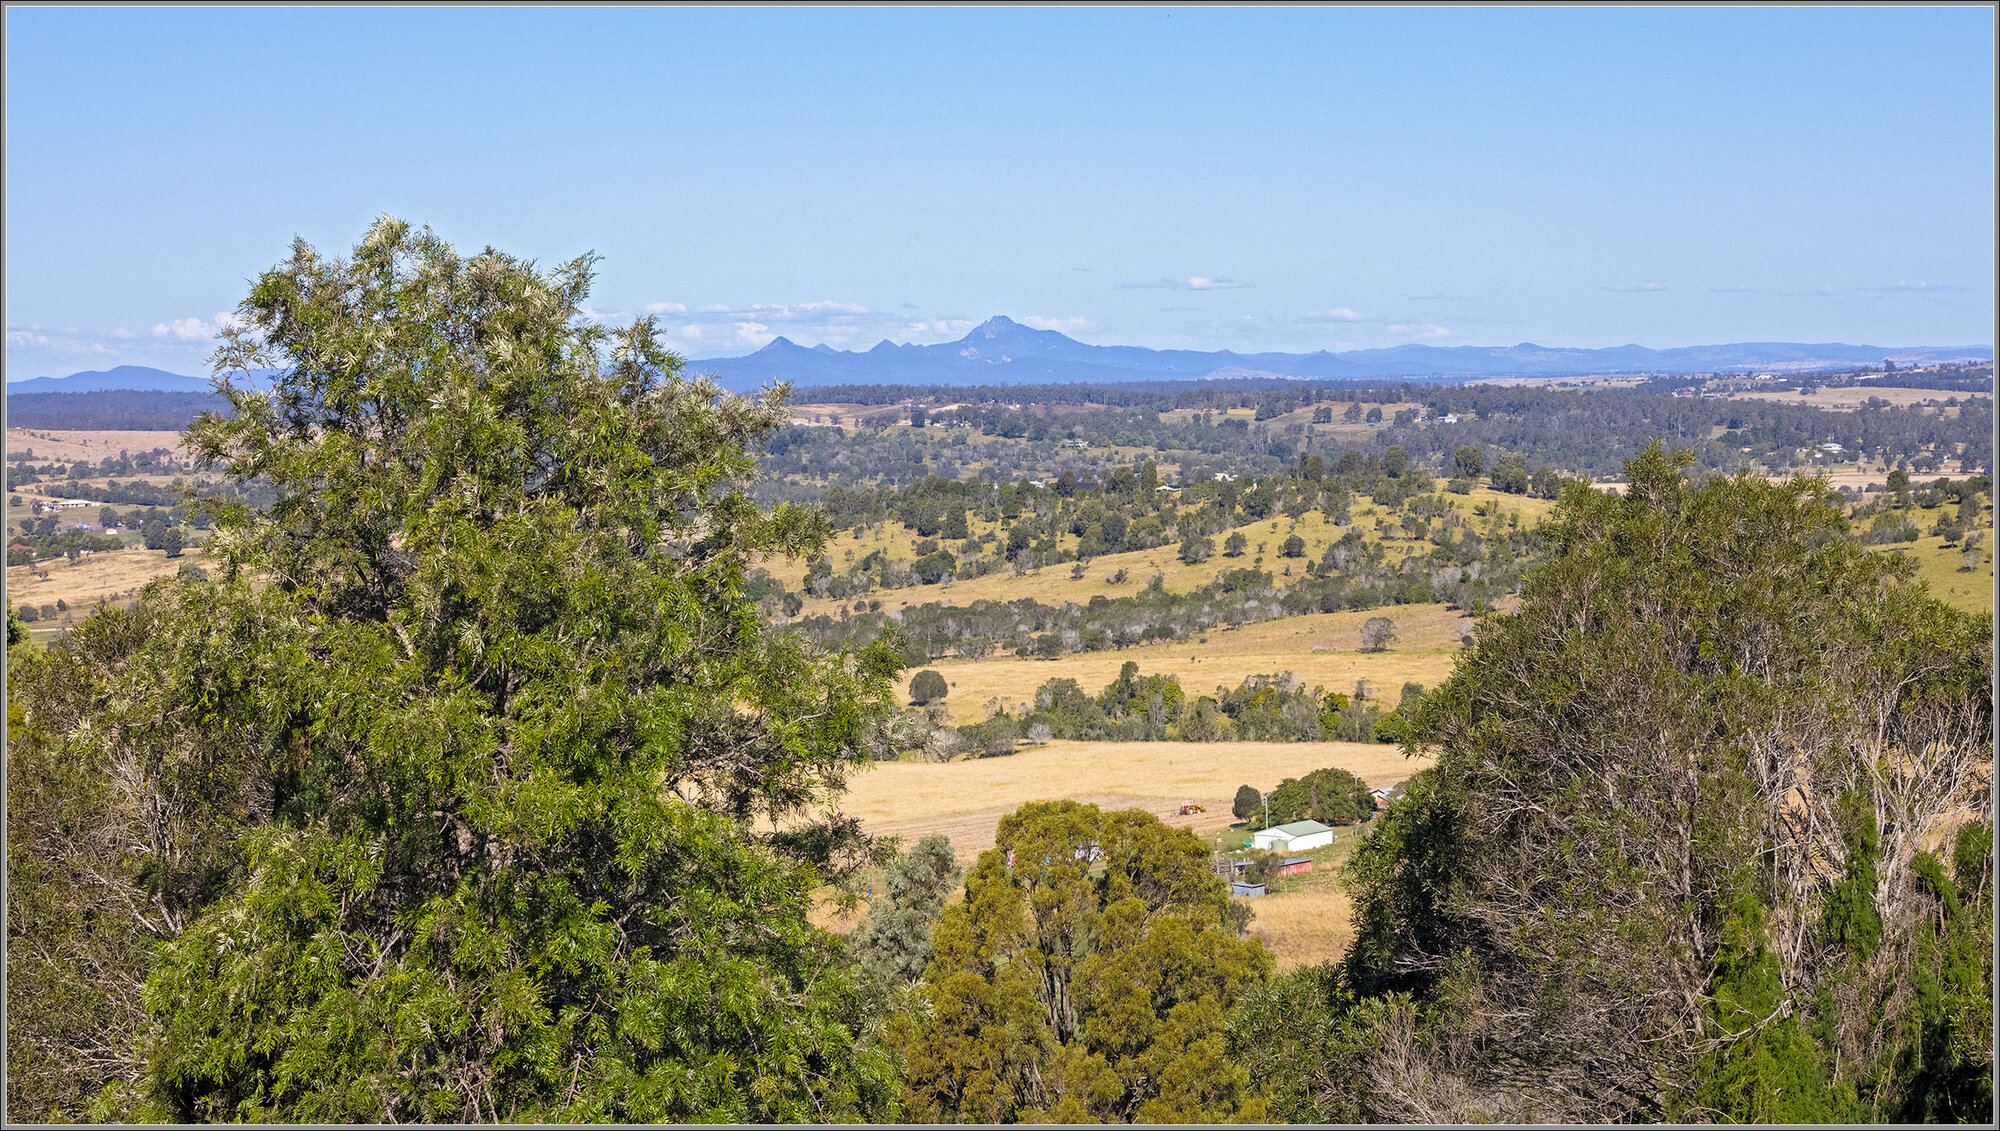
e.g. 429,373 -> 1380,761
891,801 -> 1272,1123
1233,445 -> 1993,1123
7,218 -> 899,1122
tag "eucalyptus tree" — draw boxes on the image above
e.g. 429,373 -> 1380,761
1234,444 -> 1992,1123
7,218 -> 900,1123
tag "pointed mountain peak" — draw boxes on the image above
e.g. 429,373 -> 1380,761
811,343 -> 837,354
757,335 -> 798,352
970,315 -> 1023,338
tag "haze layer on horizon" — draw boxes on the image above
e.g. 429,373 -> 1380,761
4,6 -> 1993,378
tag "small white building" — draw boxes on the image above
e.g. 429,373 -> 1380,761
1252,820 -> 1335,852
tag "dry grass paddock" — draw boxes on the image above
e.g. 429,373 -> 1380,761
765,485 -> 1554,620
836,737 -> 1431,866
922,602 -> 1475,723
1724,385 -> 1980,412
7,548 -> 205,616
817,740 -> 1420,968
6,428 -> 193,463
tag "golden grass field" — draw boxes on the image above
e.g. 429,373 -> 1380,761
6,428 -> 193,463
1227,834 -> 1369,971
923,602 -> 1473,723
838,737 -> 1431,865
1724,385 -> 1983,411
7,548 -> 209,631
816,739 -> 1421,967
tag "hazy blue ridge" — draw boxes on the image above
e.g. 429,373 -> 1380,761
6,365 -> 278,394
8,322 -> 1990,395
683,317 -> 1992,392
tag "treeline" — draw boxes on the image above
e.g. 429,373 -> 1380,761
939,664 -> 1412,754
790,553 -> 1494,663
3,390 -> 225,430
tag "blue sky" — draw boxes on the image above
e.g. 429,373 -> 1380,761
5,6 -> 1993,377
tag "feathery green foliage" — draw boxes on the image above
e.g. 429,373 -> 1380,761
890,801 -> 1272,1123
6,218 -> 900,1123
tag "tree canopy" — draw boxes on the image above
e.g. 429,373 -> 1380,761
6,218 -> 901,1123
1235,444 -> 1993,1123
890,801 -> 1272,1123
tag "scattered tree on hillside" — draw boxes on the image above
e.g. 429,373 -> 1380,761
1358,616 -> 1397,653
1452,444 -> 1485,480
909,669 -> 949,706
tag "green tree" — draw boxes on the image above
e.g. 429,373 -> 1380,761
1490,453 -> 1530,494
1179,532 -> 1213,565
910,669 -> 950,706
1382,445 -> 1409,478
1265,767 -> 1373,826
1280,533 -> 1306,558
1232,785 -> 1263,821
1452,445 -> 1485,480
1358,616 -> 1397,653
852,835 -> 961,994
7,219 -> 898,1124
1255,443 -> 1992,1122
1223,530 -> 1248,557
891,801 -> 1272,1123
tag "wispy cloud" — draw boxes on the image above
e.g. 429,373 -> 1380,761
1858,280 -> 1972,293
1708,284 -> 1756,294
1385,322 -> 1451,341
1779,285 -> 1836,297
1118,275 -> 1251,291
1602,281 -> 1667,293
1304,306 -> 1371,322
1021,315 -> 1094,334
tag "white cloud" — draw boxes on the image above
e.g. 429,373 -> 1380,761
733,321 -> 771,344
645,301 -> 687,314
1602,282 -> 1667,293
905,319 -> 975,338
153,316 -> 212,340
7,329 -> 51,348
1118,275 -> 1251,291
150,311 -> 249,341
1021,315 -> 1093,334
1779,285 -> 1836,297
1386,322 -> 1451,341
1306,306 -> 1370,322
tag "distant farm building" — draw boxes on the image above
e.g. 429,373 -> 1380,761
1252,820 -> 1334,852
1276,857 -> 1313,878
1230,881 -> 1267,898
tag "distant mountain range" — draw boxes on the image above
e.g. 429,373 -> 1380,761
5,365 -> 277,394
9,322 -> 1990,394
692,318 -> 1993,391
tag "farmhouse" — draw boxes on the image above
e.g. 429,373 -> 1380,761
1252,820 -> 1334,852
